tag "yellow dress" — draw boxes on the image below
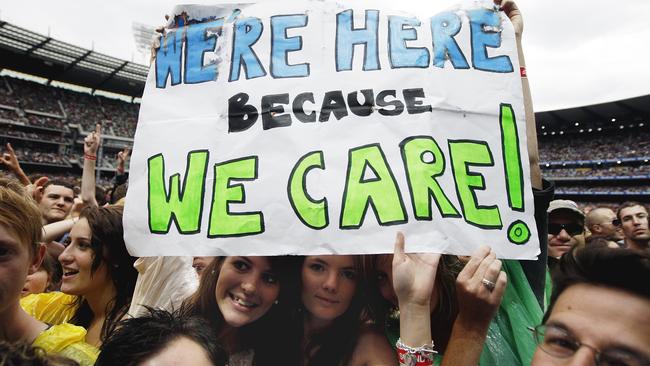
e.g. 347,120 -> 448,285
21,292 -> 98,365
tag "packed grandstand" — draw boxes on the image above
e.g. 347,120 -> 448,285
0,20 -> 648,206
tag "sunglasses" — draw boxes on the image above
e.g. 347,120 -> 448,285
612,219 -> 621,226
548,223 -> 583,236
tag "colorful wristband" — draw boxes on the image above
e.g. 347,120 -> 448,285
84,154 -> 97,161
396,339 -> 436,366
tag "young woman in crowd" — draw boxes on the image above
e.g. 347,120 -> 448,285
21,205 -> 138,347
181,255 -> 300,365
0,177 -> 97,365
296,255 -> 396,366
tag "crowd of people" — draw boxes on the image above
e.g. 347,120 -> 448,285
1,1 -> 649,365
538,130 -> 650,162
543,165 -> 650,178
0,76 -> 139,138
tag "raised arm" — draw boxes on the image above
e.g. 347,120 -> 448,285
440,247 -> 506,366
497,0 -> 542,189
81,123 -> 101,207
392,232 -> 440,364
0,142 -> 31,185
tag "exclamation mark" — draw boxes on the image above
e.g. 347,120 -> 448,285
500,103 -> 530,245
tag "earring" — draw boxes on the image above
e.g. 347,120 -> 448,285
274,300 -> 279,305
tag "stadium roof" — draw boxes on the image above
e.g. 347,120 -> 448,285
0,20 -> 147,97
536,94 -> 650,131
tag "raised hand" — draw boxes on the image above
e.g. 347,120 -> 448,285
495,0 -> 523,37
84,123 -> 102,157
0,142 -> 21,172
392,232 -> 441,307
117,148 -> 130,165
455,246 -> 507,330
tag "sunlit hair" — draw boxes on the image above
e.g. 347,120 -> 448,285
68,205 -> 138,343
363,254 -> 462,353
181,256 -> 300,366
0,176 -> 42,255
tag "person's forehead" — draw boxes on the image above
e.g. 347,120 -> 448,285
620,205 -> 648,218
549,284 -> 650,350
44,184 -> 74,197
549,209 -> 583,224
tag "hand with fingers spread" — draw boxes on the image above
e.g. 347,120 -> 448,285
455,246 -> 507,330
84,123 -> 102,158
392,232 -> 442,307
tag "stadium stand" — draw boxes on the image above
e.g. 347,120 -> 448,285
0,20 -> 648,203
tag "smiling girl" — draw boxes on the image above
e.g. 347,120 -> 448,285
181,255 -> 299,366
21,205 -> 138,347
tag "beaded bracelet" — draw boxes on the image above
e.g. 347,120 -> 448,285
84,154 -> 97,161
396,338 -> 437,366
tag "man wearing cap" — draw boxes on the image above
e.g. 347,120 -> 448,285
585,207 -> 624,247
547,199 -> 585,263
616,201 -> 650,251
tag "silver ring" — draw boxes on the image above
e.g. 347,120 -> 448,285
481,278 -> 496,291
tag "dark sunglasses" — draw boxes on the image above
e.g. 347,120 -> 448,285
548,223 -> 583,236
612,219 -> 621,226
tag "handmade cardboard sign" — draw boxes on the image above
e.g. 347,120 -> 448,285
124,0 -> 540,258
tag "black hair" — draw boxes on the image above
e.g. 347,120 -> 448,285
68,205 -> 138,342
96,308 -> 225,366
545,246 -> 650,323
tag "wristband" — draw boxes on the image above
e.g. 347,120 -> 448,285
396,338 -> 436,366
84,154 -> 97,161
520,66 -> 527,78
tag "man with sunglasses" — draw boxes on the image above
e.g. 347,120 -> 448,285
616,202 -> 650,251
585,207 -> 624,247
531,246 -> 650,366
547,200 -> 585,263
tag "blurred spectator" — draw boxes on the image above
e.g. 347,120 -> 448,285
192,257 -> 215,279
22,254 -> 60,297
616,202 -> 650,251
547,200 -> 585,263
585,207 -> 624,244
37,180 -> 75,225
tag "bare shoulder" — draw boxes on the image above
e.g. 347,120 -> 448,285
348,324 -> 397,366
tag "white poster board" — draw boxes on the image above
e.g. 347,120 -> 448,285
124,0 -> 540,258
